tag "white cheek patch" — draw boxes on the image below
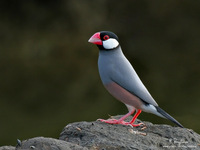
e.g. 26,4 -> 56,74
103,38 -> 119,49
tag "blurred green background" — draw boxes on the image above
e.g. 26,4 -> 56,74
0,0 -> 200,146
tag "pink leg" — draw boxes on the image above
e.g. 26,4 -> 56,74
124,109 -> 143,127
98,109 -> 135,124
98,109 -> 144,127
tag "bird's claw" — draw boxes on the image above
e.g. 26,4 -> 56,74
97,118 -> 145,128
124,122 -> 145,128
97,119 -> 122,124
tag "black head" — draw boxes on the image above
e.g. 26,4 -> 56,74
88,31 -> 119,50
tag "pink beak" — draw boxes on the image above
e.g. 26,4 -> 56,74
88,32 -> 102,45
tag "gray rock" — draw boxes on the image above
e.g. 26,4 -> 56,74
16,137 -> 88,150
0,146 -> 15,150
59,116 -> 200,150
1,116 -> 200,150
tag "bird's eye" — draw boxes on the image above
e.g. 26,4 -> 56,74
103,35 -> 109,40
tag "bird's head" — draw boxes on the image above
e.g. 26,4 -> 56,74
88,31 -> 119,50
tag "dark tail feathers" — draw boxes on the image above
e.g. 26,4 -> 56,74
155,106 -> 184,128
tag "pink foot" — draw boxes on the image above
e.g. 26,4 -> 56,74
98,119 -> 126,124
97,109 -> 144,127
123,122 -> 144,127
98,119 -> 144,127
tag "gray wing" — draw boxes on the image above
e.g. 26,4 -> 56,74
110,56 -> 158,106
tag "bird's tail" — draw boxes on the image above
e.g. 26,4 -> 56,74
155,106 -> 184,128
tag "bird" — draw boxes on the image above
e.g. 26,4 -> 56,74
88,31 -> 183,128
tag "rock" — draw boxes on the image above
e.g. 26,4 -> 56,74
0,146 -> 15,150
1,116 -> 200,150
15,137 -> 88,150
59,116 -> 200,150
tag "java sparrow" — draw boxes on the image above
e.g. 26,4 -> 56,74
88,31 -> 183,128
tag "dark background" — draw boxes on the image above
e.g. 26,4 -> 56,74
0,0 -> 199,146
